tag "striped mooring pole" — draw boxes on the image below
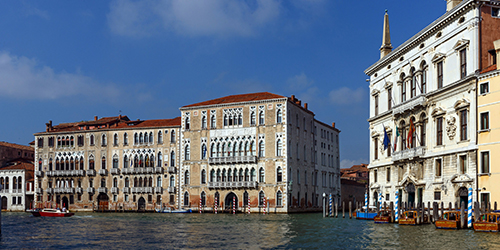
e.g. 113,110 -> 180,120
233,196 -> 236,214
395,190 -> 399,222
379,192 -> 382,211
468,187 -> 472,228
199,197 -> 202,214
215,196 -> 218,214
364,192 -> 368,208
263,197 -> 266,214
329,194 -> 332,216
247,196 -> 251,214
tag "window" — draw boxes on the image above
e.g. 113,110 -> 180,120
49,137 -> 55,147
277,167 -> 282,182
374,95 -> 379,116
201,169 -> 206,184
259,191 -> 265,207
387,87 -> 392,110
184,192 -> 189,206
185,145 -> 190,160
201,144 -> 207,160
102,134 -> 107,146
410,67 -> 416,98
210,115 -> 216,129
113,134 -> 118,146
460,110 -> 467,141
374,138 -> 378,160
134,133 -> 138,145
184,171 -> 190,185
201,116 -> 207,129
460,49 -> 467,78
259,168 -> 265,183
480,112 -> 489,130
481,151 -> 490,174
386,167 -> 390,182
436,117 -> 443,146
435,159 -> 442,177
276,139 -> 282,157
276,191 -> 283,207
480,82 -> 489,95
434,191 -> 441,200
277,109 -> 282,123
259,111 -> 265,125
421,62 -> 427,94
459,155 -> 467,174
101,156 -> 106,169
185,116 -> 190,130
258,141 -> 264,157
420,114 -> 426,146
201,192 -> 206,206
437,61 -> 443,89
37,137 -> 44,148
493,7 -> 500,17
113,155 -> 118,169
400,73 -> 406,102
171,130 -> 175,143
158,131 -> 163,144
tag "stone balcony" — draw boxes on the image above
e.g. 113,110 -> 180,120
97,187 -> 107,193
76,187 -> 83,193
209,155 -> 258,165
392,95 -> 427,116
167,167 -> 176,174
207,181 -> 258,189
46,188 -> 54,193
122,168 -> 134,174
111,187 -> 119,194
98,169 -> 108,175
46,170 -> 85,177
154,187 -> 163,193
35,171 -> 43,177
145,167 -> 154,174
87,187 -> 95,193
155,167 -> 164,174
35,188 -> 43,194
123,187 -> 130,193
392,146 -> 427,161
131,187 -> 154,193
55,187 -> 74,194
110,168 -> 120,175
87,169 -> 96,176
167,186 -> 176,193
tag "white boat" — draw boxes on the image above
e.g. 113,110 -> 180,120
155,207 -> 192,213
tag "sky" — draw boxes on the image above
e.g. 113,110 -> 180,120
0,0 -> 446,168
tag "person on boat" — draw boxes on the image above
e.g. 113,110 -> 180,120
62,207 -> 67,212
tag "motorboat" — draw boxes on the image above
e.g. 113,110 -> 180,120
435,211 -> 463,229
374,209 -> 392,223
473,212 -> 500,232
398,210 -> 429,225
355,205 -> 377,220
31,208 -> 74,217
155,207 -> 192,213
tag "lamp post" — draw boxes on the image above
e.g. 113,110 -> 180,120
322,193 -> 326,217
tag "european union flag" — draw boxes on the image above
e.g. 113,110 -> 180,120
383,126 -> 390,150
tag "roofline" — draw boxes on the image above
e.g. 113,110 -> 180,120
34,122 -> 181,136
364,0 -> 476,75
180,97 -> 288,111
314,119 -> 341,133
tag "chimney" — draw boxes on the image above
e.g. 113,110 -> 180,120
119,114 -> 122,119
94,116 -> 98,121
45,120 -> 52,132
291,95 -> 295,101
332,122 -> 335,128
494,39 -> 500,70
447,0 -> 462,12
380,10 -> 393,59
304,103 -> 308,110
297,100 -> 301,106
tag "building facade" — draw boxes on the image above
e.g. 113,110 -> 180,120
0,141 -> 34,167
477,39 -> 500,204
178,92 -> 340,213
365,1 -> 500,207
34,116 -> 181,211
0,159 -> 35,211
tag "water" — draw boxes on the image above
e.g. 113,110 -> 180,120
1,212 -> 500,249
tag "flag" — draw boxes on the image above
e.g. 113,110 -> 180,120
383,125 -> 390,150
407,119 -> 415,148
393,125 -> 399,151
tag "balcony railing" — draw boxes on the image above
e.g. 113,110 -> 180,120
35,188 -> 43,194
154,187 -> 163,193
46,188 -> 54,193
392,95 -> 427,115
35,171 -> 43,177
155,167 -> 164,174
145,167 -> 154,174
99,169 -> 108,175
167,167 -> 176,174
145,187 -> 153,193
97,187 -> 107,193
45,170 -> 85,177
123,187 -> 130,193
209,155 -> 258,165
392,146 -> 426,161
122,168 -> 134,174
111,187 -> 119,194
207,181 -> 258,189
76,187 -> 83,193
87,169 -> 96,176
167,186 -> 176,193
131,187 -> 153,193
55,188 -> 74,194
110,168 -> 120,175
87,187 -> 95,193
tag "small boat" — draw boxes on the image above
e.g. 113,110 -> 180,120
435,211 -> 462,229
155,207 -> 192,213
374,209 -> 392,223
399,210 -> 429,225
473,212 -> 500,232
31,208 -> 74,217
355,206 -> 377,220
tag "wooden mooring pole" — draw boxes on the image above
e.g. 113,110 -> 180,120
342,202 -> 345,218
460,201 -> 465,229
349,202 -> 352,219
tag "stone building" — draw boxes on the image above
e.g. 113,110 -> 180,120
34,116 -> 181,211
0,158 -> 35,211
178,92 -> 340,213
365,1 -> 500,207
0,141 -> 34,167
340,164 -> 369,208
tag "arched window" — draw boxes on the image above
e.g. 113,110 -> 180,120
185,116 -> 190,130
210,144 -> 216,158
149,132 -> 153,144
90,134 -> 95,146
113,177 -> 118,188
410,67 -> 416,98
251,168 -> 256,182
259,191 -> 265,206
185,145 -> 190,160
38,158 -> 42,171
70,157 -> 75,170
245,142 -> 249,156
139,155 -> 144,167
259,167 -> 265,182
158,131 -> 163,144
217,143 -> 222,157
201,191 -> 206,206
124,133 -> 128,145
65,158 -> 69,170
238,142 -> 243,156
250,141 -> 256,156
13,177 -> 17,191
101,178 -> 106,188
125,177 -> 129,187
171,130 -> 175,143
170,151 -> 175,167
158,152 -> 162,168
217,169 -> 222,182
134,177 -> 138,187
221,143 -> 226,157
238,114 -> 243,125
277,109 -> 282,123
420,113 -> 427,146
201,144 -> 207,160
89,155 -> 95,170
140,133 -> 144,144
170,176 -> 175,187
75,157 -> 79,170
421,61 -> 427,94
70,136 -> 74,147
101,156 -> 106,169
244,168 -> 249,181
233,169 -> 238,181
144,132 -> 149,144
80,156 -> 84,170
250,111 -> 256,125
202,116 -> 207,129
138,177 -> 143,187
224,114 -> 228,126
184,192 -> 189,206
276,139 -> 282,156
259,111 -> 265,125
102,134 -> 107,146
276,190 -> 282,207
239,169 -> 243,181
222,169 -> 226,182
134,155 -> 138,168
201,169 -> 206,184
400,73 -> 406,103
113,155 -> 118,168
410,117 -> 416,148
258,141 -> 264,157
227,169 -> 232,182
400,121 -> 406,151
277,167 -> 282,182
184,170 -> 190,185
113,134 -> 118,146
49,158 -> 53,171
211,115 -> 216,129
210,169 -> 215,182
148,177 -> 153,187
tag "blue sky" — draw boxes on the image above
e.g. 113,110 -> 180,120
0,0 -> 445,168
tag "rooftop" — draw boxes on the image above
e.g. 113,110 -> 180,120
0,141 -> 33,151
182,92 -> 285,108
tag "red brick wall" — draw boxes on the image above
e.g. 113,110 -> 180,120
480,5 -> 500,70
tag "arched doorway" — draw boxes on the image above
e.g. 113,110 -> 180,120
62,197 -> 69,210
97,193 -> 109,211
373,191 -> 378,206
225,192 -> 238,211
406,183 -> 415,206
138,197 -> 146,211
458,187 -> 468,206
1,197 -> 7,210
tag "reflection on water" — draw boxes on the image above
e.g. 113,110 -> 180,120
1,212 -> 500,249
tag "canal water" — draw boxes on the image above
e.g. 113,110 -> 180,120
1,212 -> 500,249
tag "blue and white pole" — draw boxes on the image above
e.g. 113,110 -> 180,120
395,190 -> 399,222
329,194 -> 332,217
364,192 -> 368,208
379,192 -> 383,211
468,187 -> 472,228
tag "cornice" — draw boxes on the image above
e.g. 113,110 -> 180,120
179,98 -> 288,111
479,69 -> 500,80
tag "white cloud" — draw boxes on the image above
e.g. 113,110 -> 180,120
22,1 -> 50,20
107,0 -> 326,38
340,158 -> 368,169
0,51 -> 121,101
329,87 -> 365,105
287,72 -> 314,90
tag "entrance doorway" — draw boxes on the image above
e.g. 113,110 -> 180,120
1,197 -> 7,210
62,196 -> 69,210
458,187 -> 468,206
225,192 -> 238,211
406,183 -> 415,206
97,193 -> 109,211
138,197 -> 146,211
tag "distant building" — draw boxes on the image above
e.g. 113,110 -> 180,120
0,141 -> 34,167
0,159 -> 35,211
365,1 -> 500,207
340,164 -> 368,207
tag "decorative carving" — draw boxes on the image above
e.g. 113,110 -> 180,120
446,117 -> 456,140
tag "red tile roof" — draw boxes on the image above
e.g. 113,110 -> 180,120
481,64 -> 498,74
117,117 -> 181,129
0,160 -> 34,171
0,141 -> 34,151
182,92 -> 285,108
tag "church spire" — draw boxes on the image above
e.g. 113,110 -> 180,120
380,10 -> 393,59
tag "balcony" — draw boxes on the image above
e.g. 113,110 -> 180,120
155,167 -> 164,174
134,168 -> 145,174
392,95 -> 427,116
122,168 -> 134,175
73,170 -> 85,176
35,171 -> 43,177
167,167 -> 176,174
97,187 -> 107,193
111,187 -> 119,194
36,188 -> 43,194
123,187 -> 130,193
76,187 -> 83,193
87,187 -> 95,193
46,188 -> 54,193
55,188 -> 74,194
207,181 -> 258,189
145,187 -> 153,193
209,155 -> 258,165
154,187 -> 163,193
98,169 -> 108,175
167,186 -> 176,193
392,146 -> 427,161
46,171 -> 55,177
110,168 -> 120,175
145,167 -> 154,174
87,169 -> 96,176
